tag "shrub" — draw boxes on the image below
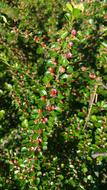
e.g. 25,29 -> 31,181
0,0 -> 107,189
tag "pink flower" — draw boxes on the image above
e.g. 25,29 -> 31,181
36,138 -> 42,143
81,66 -> 87,72
34,36 -> 40,42
38,109 -> 43,114
50,89 -> 58,97
68,42 -> 73,48
41,42 -> 46,48
65,52 -> 73,59
41,96 -> 46,101
46,105 -> 55,111
57,38 -> 62,43
89,73 -> 96,79
41,117 -> 48,124
51,105 -> 55,110
59,66 -> 65,73
71,29 -> 77,36
46,105 -> 52,111
51,58 -> 57,65
48,67 -> 55,75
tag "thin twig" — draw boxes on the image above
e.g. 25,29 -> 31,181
84,77 -> 107,129
84,83 -> 98,129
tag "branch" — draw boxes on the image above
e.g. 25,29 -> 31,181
92,152 -> 107,159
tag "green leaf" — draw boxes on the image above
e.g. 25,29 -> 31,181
91,115 -> 97,122
1,15 -> 7,23
43,73 -> 53,84
5,82 -> 13,91
40,89 -> 47,96
67,66 -> 73,73
57,175 -> 64,180
42,145 -> 47,150
21,147 -> 27,152
0,89 -> 3,96
102,42 -> 107,48
21,119 -> 28,128
64,13 -> 71,20
61,31 -> 68,39
0,110 -> 5,119
58,55 -> 69,66
82,167 -> 88,173
73,8 -> 81,19
37,171 -> 42,176
36,46 -> 44,54
66,2 -> 73,12
35,177 -> 40,185
87,175 -> 93,181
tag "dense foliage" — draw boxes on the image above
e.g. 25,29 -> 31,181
0,0 -> 107,189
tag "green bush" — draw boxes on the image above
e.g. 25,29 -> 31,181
0,0 -> 107,189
